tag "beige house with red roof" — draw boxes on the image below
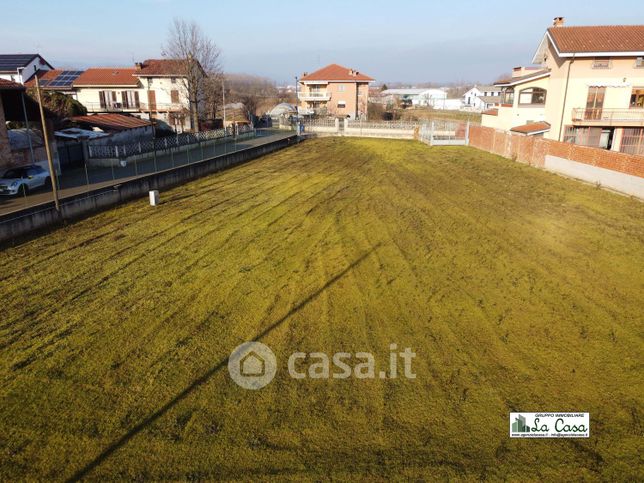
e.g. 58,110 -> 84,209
298,64 -> 374,119
483,18 -> 644,155
72,59 -> 197,132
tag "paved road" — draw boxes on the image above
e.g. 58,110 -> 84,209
0,130 -> 296,217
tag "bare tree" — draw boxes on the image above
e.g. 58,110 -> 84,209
162,18 -> 222,131
226,73 -> 278,121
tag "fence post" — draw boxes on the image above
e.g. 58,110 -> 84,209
430,121 -> 435,146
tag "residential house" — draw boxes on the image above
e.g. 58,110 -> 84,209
483,18 -> 644,154
24,70 -> 85,98
380,88 -> 448,108
0,54 -> 53,84
481,68 -> 551,135
298,64 -> 373,119
462,85 -> 502,110
72,59 -> 199,133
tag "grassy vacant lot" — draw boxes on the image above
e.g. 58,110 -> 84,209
0,138 -> 642,480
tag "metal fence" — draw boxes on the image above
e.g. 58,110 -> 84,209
419,120 -> 469,145
88,125 -> 254,159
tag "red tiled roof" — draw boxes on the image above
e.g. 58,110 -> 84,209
481,108 -> 498,116
510,121 -> 551,135
300,63 -> 374,82
548,25 -> 644,54
136,59 -> 192,76
24,69 -> 61,87
73,68 -> 139,87
0,78 -> 25,90
71,114 -> 151,131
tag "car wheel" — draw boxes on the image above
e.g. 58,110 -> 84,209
18,184 -> 29,196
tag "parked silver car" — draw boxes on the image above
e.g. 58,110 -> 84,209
0,165 -> 52,196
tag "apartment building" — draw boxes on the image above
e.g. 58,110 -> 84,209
72,59 -> 199,132
298,64 -> 373,119
483,18 -> 644,155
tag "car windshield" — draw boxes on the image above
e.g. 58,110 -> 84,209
2,169 -> 25,179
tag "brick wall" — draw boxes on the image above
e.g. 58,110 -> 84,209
469,125 -> 644,179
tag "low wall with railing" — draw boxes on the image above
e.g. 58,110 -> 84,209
469,125 -> 644,198
87,127 -> 255,167
0,133 -> 299,244
344,120 -> 418,139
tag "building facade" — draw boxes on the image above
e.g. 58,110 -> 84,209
298,64 -> 373,119
72,60 -> 196,132
0,54 -> 53,84
483,19 -> 644,154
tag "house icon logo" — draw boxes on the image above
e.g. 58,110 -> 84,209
228,342 -> 277,390
512,414 -> 530,433
240,351 -> 265,377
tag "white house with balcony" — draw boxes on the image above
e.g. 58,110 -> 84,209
72,59 -> 199,132
483,18 -> 644,154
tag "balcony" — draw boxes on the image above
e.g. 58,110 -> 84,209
298,91 -> 331,101
571,108 -> 644,127
83,102 -> 186,113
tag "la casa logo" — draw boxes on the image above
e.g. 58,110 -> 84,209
510,413 -> 589,438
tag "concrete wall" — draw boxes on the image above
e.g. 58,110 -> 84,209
470,125 -> 644,198
0,134 -> 300,244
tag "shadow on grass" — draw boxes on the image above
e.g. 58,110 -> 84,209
67,243 -> 381,482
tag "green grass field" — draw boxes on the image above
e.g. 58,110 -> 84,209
0,138 -> 642,480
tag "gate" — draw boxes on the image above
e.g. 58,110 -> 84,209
57,141 -> 85,168
419,120 -> 470,146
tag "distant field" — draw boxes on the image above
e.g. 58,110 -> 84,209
0,138 -> 642,480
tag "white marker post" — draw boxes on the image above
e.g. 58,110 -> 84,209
149,190 -> 159,206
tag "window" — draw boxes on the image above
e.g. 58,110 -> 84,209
171,90 -> 180,104
620,128 -> 644,155
592,58 -> 612,69
171,77 -> 177,84
338,84 -> 345,92
502,88 -> 514,105
636,57 -> 644,68
630,89 -> 644,108
518,87 -> 547,105
121,91 -> 140,109
563,126 -> 613,149
337,101 -> 346,109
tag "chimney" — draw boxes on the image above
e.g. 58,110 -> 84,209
135,62 -> 142,71
553,17 -> 564,27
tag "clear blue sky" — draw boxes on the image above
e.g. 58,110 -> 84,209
1,0 -> 642,84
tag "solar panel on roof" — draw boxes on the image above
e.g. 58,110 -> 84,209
46,70 -> 84,88
0,54 -> 38,72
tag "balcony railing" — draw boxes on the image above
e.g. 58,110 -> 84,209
83,102 -> 187,113
298,91 -> 331,101
571,108 -> 644,126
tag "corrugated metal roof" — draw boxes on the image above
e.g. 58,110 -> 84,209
71,114 -> 152,131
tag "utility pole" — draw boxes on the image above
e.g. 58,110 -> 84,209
34,72 -> 60,211
222,77 -> 226,129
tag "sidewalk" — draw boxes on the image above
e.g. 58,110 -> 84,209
0,130 -> 295,217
